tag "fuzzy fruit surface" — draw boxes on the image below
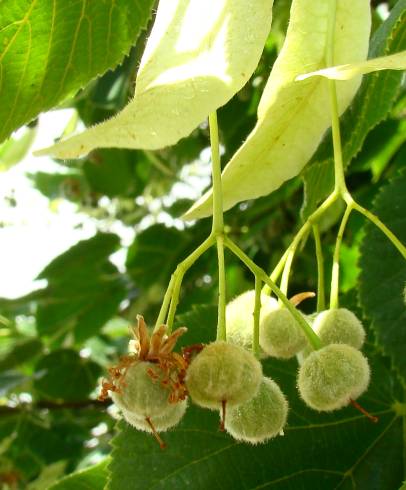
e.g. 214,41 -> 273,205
226,290 -> 277,352
121,399 -> 187,433
313,308 -> 365,349
260,307 -> 307,359
225,377 -> 288,444
298,344 -> 370,411
111,361 -> 174,418
185,341 -> 262,409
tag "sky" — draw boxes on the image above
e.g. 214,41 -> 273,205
0,110 -> 99,298
0,110 -> 210,300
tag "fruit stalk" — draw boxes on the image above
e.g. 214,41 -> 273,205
209,111 -> 227,341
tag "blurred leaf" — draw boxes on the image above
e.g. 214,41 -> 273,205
108,334 -> 404,489
49,458 -> 109,490
83,149 -> 147,198
32,233 -> 128,342
302,0 -> 406,218
27,461 -> 66,490
359,170 -> 406,382
176,304 -> 218,346
0,126 -> 36,171
0,338 -> 42,371
351,118 -> 406,181
39,233 -> 119,280
0,0 -> 155,142
33,349 -> 101,401
28,170 -> 87,201
126,224 -> 208,290
0,370 -> 29,396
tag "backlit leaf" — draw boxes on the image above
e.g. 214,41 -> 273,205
296,50 -> 406,81
184,0 -> 371,220
36,0 -> 275,158
0,0 -> 154,143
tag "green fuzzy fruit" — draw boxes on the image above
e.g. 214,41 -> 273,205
185,341 -> 262,409
260,307 -> 307,359
226,290 -> 277,352
297,344 -> 370,411
111,361 -> 172,418
225,377 -> 288,444
121,399 -> 187,433
313,308 -> 365,349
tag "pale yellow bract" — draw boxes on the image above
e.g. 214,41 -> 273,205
296,50 -> 406,81
36,0 -> 274,159
184,0 -> 371,220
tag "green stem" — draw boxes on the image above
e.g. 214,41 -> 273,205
312,224 -> 326,312
165,235 -> 216,333
264,191 -> 338,292
253,277 -> 262,358
224,236 -> 321,350
155,274 -> 175,330
351,199 -> 406,260
208,111 -> 227,341
216,235 -> 227,341
209,112 -> 224,235
330,204 -> 353,309
279,240 -> 298,302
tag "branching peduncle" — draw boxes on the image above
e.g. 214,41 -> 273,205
330,203 -> 353,309
225,236 -> 322,351
264,191 -> 338,293
312,224 -> 326,312
155,112 -> 227,335
162,236 -> 215,333
253,277 -> 262,357
209,112 -> 227,341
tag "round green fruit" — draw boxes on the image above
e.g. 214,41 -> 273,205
111,361 -> 172,418
185,341 -> 262,409
297,344 -> 370,411
226,290 -> 277,352
121,398 -> 187,433
313,308 -> 365,349
260,307 -> 307,359
225,377 -> 288,444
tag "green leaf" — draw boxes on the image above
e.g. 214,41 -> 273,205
49,459 -> 109,490
126,224 -> 208,290
184,0 -> 371,220
33,349 -> 101,401
83,149 -> 142,198
301,0 -> 406,218
0,0 -> 155,142
297,50 -> 406,81
0,338 -> 43,371
33,233 -> 127,342
0,370 -> 29,396
38,233 -> 119,280
358,170 -> 406,382
36,0 -> 275,158
107,341 -> 404,489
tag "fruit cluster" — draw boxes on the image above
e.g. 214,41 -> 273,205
101,291 -> 372,448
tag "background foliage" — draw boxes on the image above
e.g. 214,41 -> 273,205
0,1 -> 405,489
